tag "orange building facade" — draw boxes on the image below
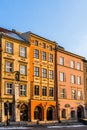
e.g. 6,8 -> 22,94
57,46 -> 85,121
21,32 -> 57,122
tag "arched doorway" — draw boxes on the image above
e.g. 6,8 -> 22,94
61,109 -> 66,118
77,105 -> 84,119
47,107 -> 53,120
20,104 -> 28,121
34,106 -> 42,121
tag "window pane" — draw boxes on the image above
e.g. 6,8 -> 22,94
42,68 -> 47,78
20,65 -> 26,75
42,52 -> 46,61
34,67 -> 39,76
20,84 -> 26,96
34,85 -> 39,95
20,46 -> 26,57
42,86 -> 47,96
6,62 -> 13,72
5,83 -> 13,94
6,42 -> 13,54
60,57 -> 64,65
34,49 -> 39,59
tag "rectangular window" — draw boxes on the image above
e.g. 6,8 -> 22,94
42,43 -> 46,48
42,86 -> 47,96
42,52 -> 46,61
49,70 -> 54,79
60,72 -> 65,81
42,68 -> 47,78
60,88 -> 66,98
6,61 -> 13,72
77,76 -> 81,85
34,49 -> 39,59
20,46 -> 26,57
60,57 -> 64,65
49,54 -> 53,63
34,67 -> 39,76
77,62 -> 81,70
72,90 -> 76,99
6,42 -> 13,54
20,84 -> 26,96
49,87 -> 54,97
70,60 -> 75,68
49,45 -> 52,51
35,40 -> 38,46
5,83 -> 13,94
34,85 -> 39,95
20,65 -> 26,75
78,91 -> 82,100
71,75 -> 75,84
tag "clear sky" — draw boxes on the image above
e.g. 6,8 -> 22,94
0,0 -> 87,58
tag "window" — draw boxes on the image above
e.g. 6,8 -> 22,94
42,52 -> 46,61
6,42 -> 13,54
78,91 -> 82,100
72,90 -> 76,99
60,57 -> 64,65
60,72 -> 65,82
49,54 -> 53,62
49,87 -> 54,97
49,70 -> 54,79
6,61 -> 13,72
42,68 -> 47,78
71,75 -> 75,84
34,49 -> 39,59
49,45 -> 52,51
60,88 -> 66,98
70,60 -> 75,68
42,86 -> 47,96
34,85 -> 39,95
71,111 -> 75,118
20,46 -> 26,57
5,83 -> 13,94
77,76 -> 81,85
20,84 -> 26,96
35,40 -> 38,46
61,109 -> 66,118
20,65 -> 26,75
77,62 -> 81,70
42,43 -> 46,48
34,67 -> 39,76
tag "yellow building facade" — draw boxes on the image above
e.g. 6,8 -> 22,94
0,28 -> 30,122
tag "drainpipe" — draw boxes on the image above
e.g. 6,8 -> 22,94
55,44 -> 61,123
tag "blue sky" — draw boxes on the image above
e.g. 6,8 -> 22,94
1,0 -> 87,58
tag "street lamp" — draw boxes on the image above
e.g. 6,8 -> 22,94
6,100 -> 9,126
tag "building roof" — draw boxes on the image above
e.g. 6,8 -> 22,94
0,27 -> 28,43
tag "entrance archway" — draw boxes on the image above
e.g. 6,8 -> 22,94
20,104 -> 28,121
34,106 -> 42,121
47,107 -> 53,120
77,105 -> 84,119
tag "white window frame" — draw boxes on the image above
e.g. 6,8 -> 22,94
20,46 -> 26,57
77,76 -> 81,85
6,61 -> 13,72
60,57 -> 64,65
20,84 -> 26,96
77,62 -> 81,70
60,72 -> 64,81
49,54 -> 53,62
71,75 -> 75,84
20,65 -> 26,75
49,70 -> 54,79
5,83 -> 13,94
70,60 -> 75,68
6,42 -> 13,54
